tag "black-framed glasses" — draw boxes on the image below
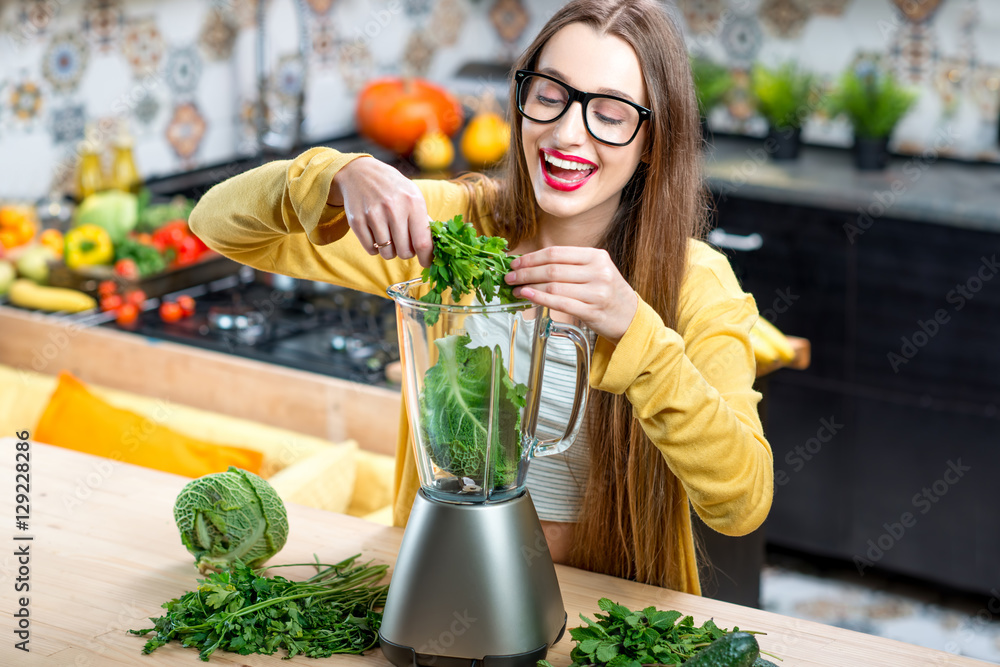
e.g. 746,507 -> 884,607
514,69 -> 652,147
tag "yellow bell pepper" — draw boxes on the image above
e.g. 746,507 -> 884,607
64,224 -> 114,269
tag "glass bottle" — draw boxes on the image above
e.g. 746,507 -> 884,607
75,124 -> 104,201
110,120 -> 142,194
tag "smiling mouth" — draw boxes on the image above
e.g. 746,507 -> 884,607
540,150 -> 597,190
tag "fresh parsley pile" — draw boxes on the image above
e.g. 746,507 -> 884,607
538,598 -> 759,667
130,555 -> 388,661
419,214 -> 519,324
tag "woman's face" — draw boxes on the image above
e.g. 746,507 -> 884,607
521,22 -> 649,226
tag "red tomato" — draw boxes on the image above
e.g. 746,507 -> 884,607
98,280 -> 119,298
176,295 -> 195,317
100,294 -> 123,313
159,301 -> 184,323
173,236 -> 202,267
125,289 -> 146,308
115,259 -> 139,281
116,303 -> 139,326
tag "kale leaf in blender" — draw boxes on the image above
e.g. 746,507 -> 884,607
418,333 -> 528,489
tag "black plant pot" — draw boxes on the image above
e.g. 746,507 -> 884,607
852,135 -> 890,171
766,125 -> 801,161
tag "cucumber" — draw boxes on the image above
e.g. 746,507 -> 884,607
684,631 -> 759,667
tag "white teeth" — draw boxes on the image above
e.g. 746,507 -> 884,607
543,153 -> 593,171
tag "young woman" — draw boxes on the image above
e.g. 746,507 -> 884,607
190,0 -> 773,595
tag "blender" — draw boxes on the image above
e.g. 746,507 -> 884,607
380,278 -> 591,667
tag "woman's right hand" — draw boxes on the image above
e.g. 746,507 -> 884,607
328,156 -> 433,267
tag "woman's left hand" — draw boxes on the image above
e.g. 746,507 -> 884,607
505,246 -> 638,344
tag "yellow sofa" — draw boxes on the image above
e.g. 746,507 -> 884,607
0,364 -> 395,524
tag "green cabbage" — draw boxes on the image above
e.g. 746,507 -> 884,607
419,333 -> 528,489
74,190 -> 138,244
173,466 -> 288,573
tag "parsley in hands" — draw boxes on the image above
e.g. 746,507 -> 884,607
129,555 -> 388,661
419,214 -> 519,323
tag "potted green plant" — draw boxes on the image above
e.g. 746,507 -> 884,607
690,55 -> 733,141
826,63 -> 918,171
751,62 -> 816,160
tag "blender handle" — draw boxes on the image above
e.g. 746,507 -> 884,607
531,322 -> 590,458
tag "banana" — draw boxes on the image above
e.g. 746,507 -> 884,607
753,317 -> 795,364
8,279 -> 97,313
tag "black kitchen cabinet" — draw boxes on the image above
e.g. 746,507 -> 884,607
712,194 -> 1000,596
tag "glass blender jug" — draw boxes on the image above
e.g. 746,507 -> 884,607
379,278 -> 591,667
389,278 -> 590,504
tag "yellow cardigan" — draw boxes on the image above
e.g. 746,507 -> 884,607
189,147 -> 774,595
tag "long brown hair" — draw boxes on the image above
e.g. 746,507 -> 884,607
465,0 -> 708,590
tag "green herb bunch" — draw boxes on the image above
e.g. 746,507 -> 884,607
130,555 -> 388,661
419,214 -> 518,324
751,62 -> 816,130
691,55 -> 734,118
826,63 -> 917,139
537,598 -> 758,667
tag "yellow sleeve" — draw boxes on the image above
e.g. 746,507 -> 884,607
188,147 -> 474,297
589,240 -> 773,537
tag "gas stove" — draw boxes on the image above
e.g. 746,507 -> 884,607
104,266 -> 400,385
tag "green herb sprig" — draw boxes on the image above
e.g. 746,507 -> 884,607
419,214 -> 519,323
537,598 -> 766,667
129,555 -> 388,661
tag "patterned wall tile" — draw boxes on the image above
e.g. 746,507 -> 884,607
490,0 -> 529,45
82,0 -> 124,53
804,0 -> 852,17
305,0 -> 336,15
891,0 -> 944,24
971,66 -> 1000,120
132,90 -> 162,128
42,32 -> 90,95
166,101 -> 207,160
678,0 -> 725,35
403,28 -> 437,78
49,102 -> 87,145
431,0 -> 467,48
404,0 -> 433,18
759,0 -> 813,39
15,0 -> 57,42
339,39 -> 374,94
720,13 -> 763,67
164,46 -> 203,98
273,54 -> 306,105
933,56 -> 968,115
888,21 -> 939,84
199,7 -> 239,61
9,80 -> 44,123
310,16 -> 339,67
122,17 -> 165,76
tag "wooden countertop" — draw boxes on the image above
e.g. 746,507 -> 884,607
0,440 -> 981,666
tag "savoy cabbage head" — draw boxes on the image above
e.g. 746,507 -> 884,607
173,466 -> 288,573
419,333 -> 528,489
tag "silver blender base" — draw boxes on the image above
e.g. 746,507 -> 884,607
379,489 -> 566,667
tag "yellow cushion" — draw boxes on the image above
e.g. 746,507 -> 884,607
346,450 -> 396,517
268,441 -> 358,513
34,372 -> 264,477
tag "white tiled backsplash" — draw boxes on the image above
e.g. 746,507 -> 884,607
1,0 -> 997,201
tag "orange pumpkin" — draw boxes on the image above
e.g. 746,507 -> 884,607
356,78 -> 464,155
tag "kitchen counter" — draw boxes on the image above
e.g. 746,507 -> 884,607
704,135 -> 1000,233
0,440 -> 983,666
